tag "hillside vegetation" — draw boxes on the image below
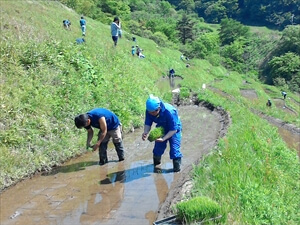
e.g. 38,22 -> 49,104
0,1 -> 299,224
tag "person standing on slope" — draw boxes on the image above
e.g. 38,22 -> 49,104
111,17 -> 121,46
80,16 -> 86,36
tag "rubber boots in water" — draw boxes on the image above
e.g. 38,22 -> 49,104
173,158 -> 181,172
114,142 -> 125,162
153,155 -> 161,166
99,142 -> 108,165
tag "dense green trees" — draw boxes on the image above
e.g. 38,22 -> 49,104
171,0 -> 300,29
261,25 -> 300,91
176,13 -> 196,44
219,18 -> 250,45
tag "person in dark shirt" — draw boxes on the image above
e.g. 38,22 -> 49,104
75,108 -> 124,165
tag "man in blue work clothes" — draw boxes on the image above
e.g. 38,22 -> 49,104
75,108 -> 124,165
79,16 -> 86,36
142,95 -> 183,172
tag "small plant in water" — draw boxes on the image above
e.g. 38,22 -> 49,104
176,196 -> 221,224
148,127 -> 164,142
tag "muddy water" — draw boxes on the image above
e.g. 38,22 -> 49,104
240,89 -> 258,100
156,77 -> 182,92
277,127 -> 300,156
0,105 -> 221,225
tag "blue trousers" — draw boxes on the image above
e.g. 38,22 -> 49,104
153,131 -> 182,159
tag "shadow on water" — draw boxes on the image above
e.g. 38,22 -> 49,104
101,164 -> 174,185
43,161 -> 99,175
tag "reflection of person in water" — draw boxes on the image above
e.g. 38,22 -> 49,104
145,171 -> 180,224
80,163 -> 125,223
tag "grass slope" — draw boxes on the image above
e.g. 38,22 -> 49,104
0,1 -> 299,224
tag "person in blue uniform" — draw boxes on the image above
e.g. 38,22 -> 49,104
75,108 -> 124,165
79,16 -> 86,36
142,94 -> 183,172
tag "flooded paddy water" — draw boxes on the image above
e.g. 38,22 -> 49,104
0,104 -> 225,225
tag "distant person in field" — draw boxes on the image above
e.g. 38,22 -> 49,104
169,68 -> 175,78
180,54 -> 184,61
281,91 -> 287,100
131,46 -> 136,56
111,17 -> 121,46
138,48 -> 145,58
136,45 -> 141,57
118,20 -> 122,38
76,38 -> 85,44
63,19 -> 71,30
74,108 -> 125,165
79,16 -> 86,36
266,99 -> 272,107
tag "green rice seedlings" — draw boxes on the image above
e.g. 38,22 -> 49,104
148,127 -> 165,142
176,196 -> 221,224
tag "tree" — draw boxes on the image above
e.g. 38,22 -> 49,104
178,0 -> 195,13
219,18 -> 250,46
269,52 -> 300,84
176,13 -> 196,44
279,25 -> 300,55
192,32 -> 220,58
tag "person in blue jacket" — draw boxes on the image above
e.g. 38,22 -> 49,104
142,94 -> 183,172
79,16 -> 86,36
111,17 -> 121,46
75,108 -> 124,165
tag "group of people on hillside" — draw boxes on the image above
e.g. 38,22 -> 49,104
63,16 -> 87,44
131,45 -> 145,58
63,16 -> 86,36
266,91 -> 288,107
74,94 -> 183,173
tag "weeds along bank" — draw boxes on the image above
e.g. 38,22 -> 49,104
0,1 -> 299,224
190,90 -> 299,224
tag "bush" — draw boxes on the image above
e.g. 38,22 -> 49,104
148,127 -> 164,142
180,87 -> 190,98
176,196 -> 221,224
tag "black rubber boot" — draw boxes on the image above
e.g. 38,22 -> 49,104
173,158 -> 181,172
114,142 -> 125,161
99,142 -> 108,165
153,155 -> 161,166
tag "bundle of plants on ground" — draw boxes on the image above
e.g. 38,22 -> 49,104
175,196 -> 222,224
148,127 -> 165,142
179,87 -> 190,99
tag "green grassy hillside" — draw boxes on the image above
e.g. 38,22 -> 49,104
0,1 -> 299,224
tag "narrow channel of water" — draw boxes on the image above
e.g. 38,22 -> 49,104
0,105 -> 222,225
